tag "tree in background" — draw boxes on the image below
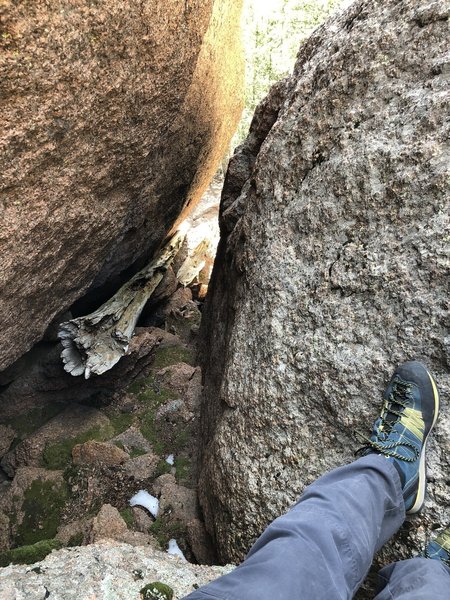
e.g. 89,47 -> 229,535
233,0 -> 349,146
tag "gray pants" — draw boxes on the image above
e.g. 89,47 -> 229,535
184,455 -> 450,599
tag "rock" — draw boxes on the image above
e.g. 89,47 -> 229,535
0,541 -> 234,598
112,427 -> 153,455
89,505 -> 157,549
123,453 -> 159,480
186,519 -> 217,565
158,481 -> 198,524
1,405 -> 112,476
131,507 -> 154,534
89,504 -> 128,542
56,518 -> 92,547
0,0 -> 244,372
72,441 -> 129,467
0,425 -> 15,459
198,0 -> 450,584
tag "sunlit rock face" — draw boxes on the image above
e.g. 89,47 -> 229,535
198,0 -> 449,589
0,0 -> 244,371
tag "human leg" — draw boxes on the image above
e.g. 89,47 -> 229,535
375,528 -> 450,600
183,362 -> 439,600
183,455 -> 404,600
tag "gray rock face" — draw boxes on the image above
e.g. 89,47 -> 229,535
0,541 -> 233,599
0,0 -> 244,371
199,0 -> 450,586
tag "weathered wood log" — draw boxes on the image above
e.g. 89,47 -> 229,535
59,232 -> 185,378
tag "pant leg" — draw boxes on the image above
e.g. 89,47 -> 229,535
183,455 -> 405,600
375,557 -> 450,599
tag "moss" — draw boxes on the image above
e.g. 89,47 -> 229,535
149,518 -> 186,549
128,375 -> 177,407
0,538 -> 62,567
119,507 -> 134,529
109,413 -> 134,435
174,456 -> 191,483
151,345 -> 194,369
41,423 -> 115,470
67,532 -> 83,547
16,479 -> 68,546
154,459 -> 172,478
130,447 -> 146,458
4,403 -> 65,439
140,582 -> 174,600
139,415 -> 164,454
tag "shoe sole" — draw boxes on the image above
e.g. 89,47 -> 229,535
407,368 -> 440,514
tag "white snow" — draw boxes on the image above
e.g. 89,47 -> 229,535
129,490 -> 159,518
165,454 -> 175,465
167,539 -> 186,561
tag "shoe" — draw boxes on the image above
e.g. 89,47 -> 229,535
359,361 -> 439,514
424,528 -> 450,567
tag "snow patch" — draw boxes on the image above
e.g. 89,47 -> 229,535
167,539 -> 186,561
129,490 -> 159,518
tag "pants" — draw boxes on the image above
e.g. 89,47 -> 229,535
183,455 -> 450,599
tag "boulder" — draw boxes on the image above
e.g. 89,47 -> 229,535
72,441 -> 129,467
0,0 -> 244,371
0,541 -> 234,598
198,0 -> 450,586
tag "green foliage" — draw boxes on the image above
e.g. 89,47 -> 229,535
109,412 -> 134,435
154,459 -> 172,478
16,479 -> 68,546
41,423 -> 115,470
140,582 -> 174,600
149,518 -> 186,549
174,456 -> 191,484
151,346 -> 195,369
119,507 -> 134,528
0,539 -> 62,567
234,0 -> 347,145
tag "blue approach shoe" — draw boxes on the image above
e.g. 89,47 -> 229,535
424,528 -> 450,566
360,361 -> 440,514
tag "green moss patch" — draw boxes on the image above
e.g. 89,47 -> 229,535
119,507 -> 134,529
109,413 -> 134,435
0,538 -> 62,567
41,423 -> 115,470
150,518 -> 186,549
151,345 -> 194,369
16,478 -> 68,546
174,456 -> 191,484
129,375 -> 177,407
140,582 -> 174,600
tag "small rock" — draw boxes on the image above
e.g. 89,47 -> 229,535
124,453 -> 159,480
89,504 -> 128,542
72,441 -> 129,467
112,426 -> 153,455
158,481 -> 198,523
131,506 -> 154,533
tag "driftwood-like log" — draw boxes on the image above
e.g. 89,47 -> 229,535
59,232 -> 185,379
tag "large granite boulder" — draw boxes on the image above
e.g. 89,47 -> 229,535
0,0 -> 243,371
199,0 -> 450,585
0,541 -> 233,598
